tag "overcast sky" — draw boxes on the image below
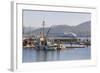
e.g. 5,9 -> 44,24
23,10 -> 91,28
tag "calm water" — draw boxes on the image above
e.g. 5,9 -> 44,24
22,47 -> 91,63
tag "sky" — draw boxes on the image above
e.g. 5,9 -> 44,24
23,10 -> 91,28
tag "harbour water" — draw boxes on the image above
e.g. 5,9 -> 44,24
22,47 -> 91,63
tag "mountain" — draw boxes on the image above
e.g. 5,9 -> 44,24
23,21 -> 91,37
32,27 -> 50,35
23,26 -> 36,35
50,25 -> 73,33
72,21 -> 91,37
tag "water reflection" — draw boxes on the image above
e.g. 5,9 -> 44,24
35,50 -> 60,61
22,47 -> 91,63
36,50 -> 48,61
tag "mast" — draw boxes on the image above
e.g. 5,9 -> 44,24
43,21 -> 45,36
40,18 -> 46,46
42,20 -> 45,36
